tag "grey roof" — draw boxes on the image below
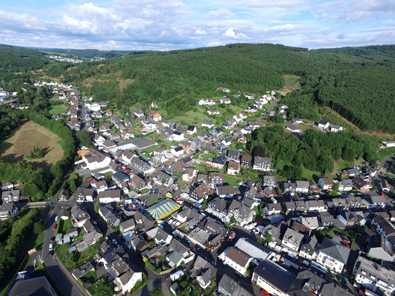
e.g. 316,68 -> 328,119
318,238 -> 350,264
9,276 -> 58,296
218,274 -> 253,296
253,260 -> 298,293
320,283 -> 353,296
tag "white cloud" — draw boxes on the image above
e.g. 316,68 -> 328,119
224,27 -> 248,39
0,0 -> 394,50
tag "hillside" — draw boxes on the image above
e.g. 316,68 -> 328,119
0,44 -> 48,89
57,43 -> 395,133
1,43 -> 394,133
62,44 -> 313,115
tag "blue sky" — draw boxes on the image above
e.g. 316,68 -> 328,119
0,0 -> 394,50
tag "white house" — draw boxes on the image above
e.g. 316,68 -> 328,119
80,149 -> 112,172
114,269 -> 143,295
218,247 -> 253,277
98,190 -> 121,204
315,239 -> 350,274
252,260 -> 296,296
354,256 -> 395,296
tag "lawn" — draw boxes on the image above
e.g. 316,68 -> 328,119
56,242 -> 99,270
49,103 -> 68,115
57,219 -> 73,235
1,121 -> 64,165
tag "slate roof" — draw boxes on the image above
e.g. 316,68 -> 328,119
253,260 -> 298,293
318,238 -> 350,264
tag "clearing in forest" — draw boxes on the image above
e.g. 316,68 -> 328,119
1,121 -> 64,165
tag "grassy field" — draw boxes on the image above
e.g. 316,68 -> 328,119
49,103 -> 68,115
279,74 -> 300,95
1,121 -> 64,164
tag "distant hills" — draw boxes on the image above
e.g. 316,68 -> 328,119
0,43 -> 395,133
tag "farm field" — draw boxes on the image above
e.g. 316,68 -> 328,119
1,120 -> 64,164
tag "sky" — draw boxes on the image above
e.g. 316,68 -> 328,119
0,0 -> 394,50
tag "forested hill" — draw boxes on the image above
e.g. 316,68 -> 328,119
61,44 -> 315,114
1,43 -> 395,133
0,44 -> 48,88
57,43 -> 395,132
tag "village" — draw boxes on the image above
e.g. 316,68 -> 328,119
2,80 -> 395,296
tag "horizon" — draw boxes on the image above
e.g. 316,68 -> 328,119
3,42 -> 395,53
0,0 -> 394,51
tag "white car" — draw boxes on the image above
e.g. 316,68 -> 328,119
48,243 -> 54,253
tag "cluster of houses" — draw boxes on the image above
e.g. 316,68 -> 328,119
0,182 -> 21,220
38,81 -> 395,296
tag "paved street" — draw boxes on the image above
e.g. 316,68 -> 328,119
41,202 -> 88,296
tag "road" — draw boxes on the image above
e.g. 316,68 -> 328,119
41,201 -> 89,296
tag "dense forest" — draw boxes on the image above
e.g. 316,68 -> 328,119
0,209 -> 43,289
62,44 -> 313,115
54,43 -> 395,132
0,44 -> 48,89
249,126 -> 378,179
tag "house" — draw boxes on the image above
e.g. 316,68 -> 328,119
119,219 -> 135,234
208,172 -> 224,188
186,227 -> 211,249
75,230 -> 102,252
166,239 -> 195,268
191,256 -> 216,290
206,198 -> 228,222
282,227 -> 304,253
147,227 -> 173,245
8,276 -> 58,296
339,179 -> 353,192
149,111 -> 162,122
253,156 -> 271,172
234,238 -> 270,261
216,185 -> 240,198
99,206 -> 120,227
98,189 -> 121,204
205,156 -> 227,169
318,178 -> 332,191
0,203 -> 17,220
129,156 -> 154,175
252,260 -> 299,296
114,268 -> 143,295
187,125 -> 197,135
320,283 -> 353,296
190,183 -> 211,203
80,149 -> 112,172
240,153 -> 252,168
169,130 -> 185,142
353,177 -> 371,192
266,203 -> 282,216
263,175 -> 277,188
295,181 -> 309,194
227,200 -> 254,226
218,247 -> 253,277
218,274 -> 253,296
1,190 -> 20,203
299,235 -> 318,260
354,256 -> 395,296
286,123 -> 302,134
90,178 -> 108,193
70,205 -> 90,227
315,238 -> 350,274
75,187 -> 95,202
112,171 -> 130,188
227,160 -> 241,175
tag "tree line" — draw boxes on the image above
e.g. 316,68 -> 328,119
249,126 -> 378,179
